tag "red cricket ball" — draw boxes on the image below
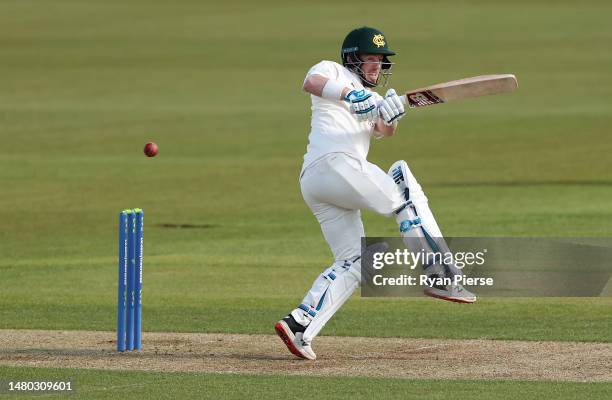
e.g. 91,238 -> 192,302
144,142 -> 158,157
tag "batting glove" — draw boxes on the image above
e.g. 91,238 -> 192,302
378,88 -> 406,126
345,89 -> 378,123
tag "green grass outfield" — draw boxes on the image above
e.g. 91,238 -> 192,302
1,0 -> 611,398
1,366 -> 611,400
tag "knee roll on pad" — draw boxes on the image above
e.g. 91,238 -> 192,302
389,160 -> 428,205
389,160 -> 411,201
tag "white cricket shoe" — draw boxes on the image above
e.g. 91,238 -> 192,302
274,315 -> 316,360
422,262 -> 478,304
424,282 -> 477,303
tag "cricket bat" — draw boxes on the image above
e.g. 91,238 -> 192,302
401,74 -> 518,108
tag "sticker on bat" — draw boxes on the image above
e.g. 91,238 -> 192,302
406,90 -> 443,108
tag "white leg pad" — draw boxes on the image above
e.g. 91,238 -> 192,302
389,160 -> 461,277
299,259 -> 361,343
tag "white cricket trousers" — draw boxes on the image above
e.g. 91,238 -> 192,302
293,152 -> 448,338
300,152 -> 443,261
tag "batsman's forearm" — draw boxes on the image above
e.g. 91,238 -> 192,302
303,75 -> 351,100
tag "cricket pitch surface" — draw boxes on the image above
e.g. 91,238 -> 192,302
1,330 -> 610,382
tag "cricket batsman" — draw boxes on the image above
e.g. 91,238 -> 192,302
275,26 -> 476,360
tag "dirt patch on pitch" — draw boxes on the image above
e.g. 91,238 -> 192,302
0,329 -> 610,382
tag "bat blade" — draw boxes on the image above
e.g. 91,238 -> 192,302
401,74 -> 518,108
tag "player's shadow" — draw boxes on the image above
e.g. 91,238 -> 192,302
155,223 -> 216,229
0,348 -> 290,361
431,180 -> 612,187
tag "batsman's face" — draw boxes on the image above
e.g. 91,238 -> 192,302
360,54 -> 383,83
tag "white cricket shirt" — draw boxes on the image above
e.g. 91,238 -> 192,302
302,60 -> 383,171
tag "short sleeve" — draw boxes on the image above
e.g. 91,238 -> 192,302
304,60 -> 340,83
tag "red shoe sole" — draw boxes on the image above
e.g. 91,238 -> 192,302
424,289 -> 476,304
274,321 -> 308,359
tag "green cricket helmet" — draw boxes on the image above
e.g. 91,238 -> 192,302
341,26 -> 396,88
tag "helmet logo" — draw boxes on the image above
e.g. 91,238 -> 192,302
372,34 -> 385,47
